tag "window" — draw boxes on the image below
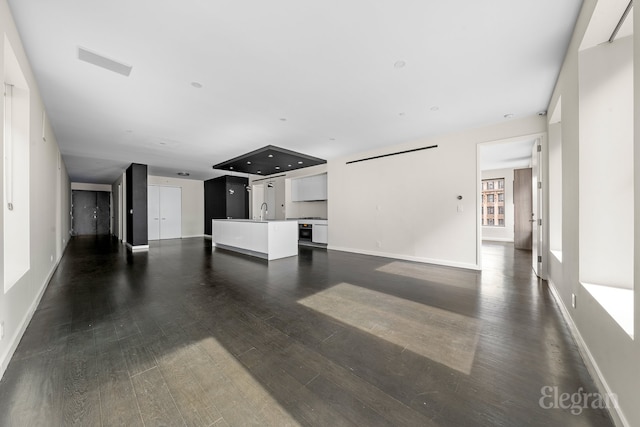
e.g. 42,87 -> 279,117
549,97 -> 563,261
481,178 -> 505,227
578,15 -> 634,338
3,36 -> 31,293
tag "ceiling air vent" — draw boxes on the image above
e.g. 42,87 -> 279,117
78,47 -> 132,77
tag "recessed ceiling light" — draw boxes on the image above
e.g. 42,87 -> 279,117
394,60 -> 406,69
257,170 -> 261,174
280,118 -> 287,121
398,112 -> 405,116
268,154 -> 273,158
504,113 -> 515,119
329,138 -> 336,141
229,166 -> 234,170
177,172 -> 190,177
430,106 -> 440,111
275,166 -> 280,170
159,142 -> 167,145
298,161 -> 303,164
191,81 -> 203,88
247,161 -> 252,164
288,164 -> 292,167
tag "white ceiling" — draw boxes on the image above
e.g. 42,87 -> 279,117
7,0 -> 583,183
479,138 -> 536,171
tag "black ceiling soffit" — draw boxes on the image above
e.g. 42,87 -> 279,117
213,145 -> 326,176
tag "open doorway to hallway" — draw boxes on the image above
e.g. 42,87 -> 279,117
478,136 -> 544,277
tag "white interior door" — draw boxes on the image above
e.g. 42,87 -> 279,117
159,186 -> 182,239
531,139 -> 544,277
148,185 -> 160,240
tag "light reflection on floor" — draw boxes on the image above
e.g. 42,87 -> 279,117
298,282 -> 480,374
376,261 -> 481,290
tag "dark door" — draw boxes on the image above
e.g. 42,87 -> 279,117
72,190 -> 111,236
513,168 -> 533,250
96,191 -> 110,235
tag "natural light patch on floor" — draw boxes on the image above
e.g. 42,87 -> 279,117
298,283 -> 480,374
376,261 -> 480,290
195,336 -> 302,425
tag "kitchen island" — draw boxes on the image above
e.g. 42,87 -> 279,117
212,219 -> 299,260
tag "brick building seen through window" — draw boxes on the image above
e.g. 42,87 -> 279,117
482,178 -> 505,227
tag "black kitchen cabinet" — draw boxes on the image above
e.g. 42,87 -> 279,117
204,175 -> 249,235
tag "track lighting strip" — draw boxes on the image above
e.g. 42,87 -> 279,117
609,0 -> 633,43
346,145 -> 438,165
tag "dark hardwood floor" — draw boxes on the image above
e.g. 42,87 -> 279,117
0,238 -> 613,426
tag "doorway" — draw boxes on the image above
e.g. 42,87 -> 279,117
477,135 -> 545,278
71,190 -> 110,236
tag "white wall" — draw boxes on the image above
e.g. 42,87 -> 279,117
481,168 -> 515,242
0,0 -> 71,379
328,117 -> 545,270
545,1 -> 639,425
147,175 -> 204,238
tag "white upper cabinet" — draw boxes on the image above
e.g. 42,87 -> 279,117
291,173 -> 327,201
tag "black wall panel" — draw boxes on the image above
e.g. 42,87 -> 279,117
204,175 -> 249,234
126,163 -> 148,246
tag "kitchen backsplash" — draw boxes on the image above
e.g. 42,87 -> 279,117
287,200 -> 328,219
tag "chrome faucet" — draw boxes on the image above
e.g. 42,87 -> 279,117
260,202 -> 268,221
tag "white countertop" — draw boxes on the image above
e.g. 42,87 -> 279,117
216,219 -> 297,224
289,218 -> 328,225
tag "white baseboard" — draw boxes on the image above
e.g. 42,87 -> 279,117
327,245 -> 481,271
547,279 -> 629,427
181,234 -> 205,239
0,260 -> 59,380
126,243 -> 149,252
